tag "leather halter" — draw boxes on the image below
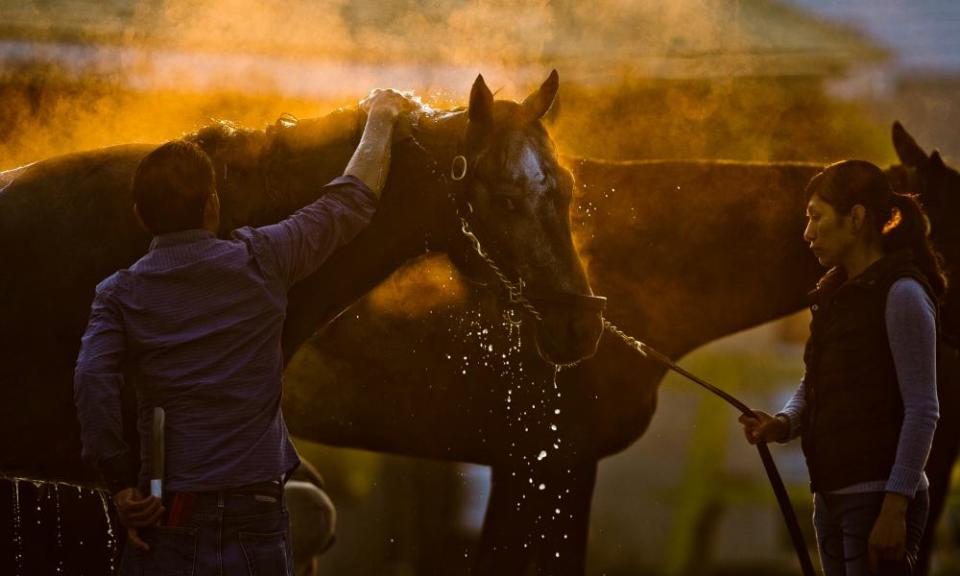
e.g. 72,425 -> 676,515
411,132 -> 606,319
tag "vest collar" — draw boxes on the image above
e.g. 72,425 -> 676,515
807,248 -> 915,305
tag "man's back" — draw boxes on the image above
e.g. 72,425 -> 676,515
75,175 -> 377,494
109,229 -> 293,492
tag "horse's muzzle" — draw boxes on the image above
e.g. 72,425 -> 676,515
528,291 -> 607,365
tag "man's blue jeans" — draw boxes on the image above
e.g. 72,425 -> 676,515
813,490 -> 928,576
120,490 -> 293,576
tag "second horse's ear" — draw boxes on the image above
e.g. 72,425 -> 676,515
522,70 -> 560,120
892,121 -> 928,168
931,150 -> 945,172
469,74 -> 494,125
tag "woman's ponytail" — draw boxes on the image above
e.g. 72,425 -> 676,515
884,192 -> 947,300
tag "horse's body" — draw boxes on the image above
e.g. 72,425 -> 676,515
0,73 -> 604,485
283,125 -> 960,574
282,157 -> 824,574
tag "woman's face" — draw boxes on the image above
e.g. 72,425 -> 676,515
803,194 -> 858,269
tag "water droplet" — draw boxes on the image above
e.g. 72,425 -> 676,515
12,478 -> 23,575
537,450 -> 547,461
54,484 -> 65,574
98,489 -> 117,574
538,483 -> 546,491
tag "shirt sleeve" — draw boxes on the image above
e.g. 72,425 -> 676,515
884,277 -> 939,497
232,175 -> 377,288
777,378 -> 806,441
73,278 -> 138,493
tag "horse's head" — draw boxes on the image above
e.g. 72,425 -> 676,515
890,121 -> 960,338
412,72 -> 605,365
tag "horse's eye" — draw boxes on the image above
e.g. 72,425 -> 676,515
497,196 -> 518,212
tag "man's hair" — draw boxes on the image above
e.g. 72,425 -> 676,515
132,140 -> 215,234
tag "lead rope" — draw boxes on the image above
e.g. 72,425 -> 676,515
409,131 -> 815,576
604,320 -> 816,576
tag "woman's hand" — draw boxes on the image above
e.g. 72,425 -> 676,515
868,493 -> 909,574
738,410 -> 790,444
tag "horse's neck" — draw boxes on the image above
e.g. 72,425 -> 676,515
279,111 -> 467,361
573,159 -> 824,358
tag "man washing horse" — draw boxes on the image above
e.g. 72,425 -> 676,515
73,88 -> 419,575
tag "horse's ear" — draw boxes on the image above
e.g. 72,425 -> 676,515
522,69 -> 559,120
892,121 -> 928,168
469,74 -> 494,125
931,150 -> 946,172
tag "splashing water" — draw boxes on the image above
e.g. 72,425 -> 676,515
451,301 -> 575,557
98,489 -> 118,574
54,484 -> 64,574
12,478 -> 23,576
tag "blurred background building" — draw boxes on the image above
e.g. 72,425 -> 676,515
1,1 -> 958,574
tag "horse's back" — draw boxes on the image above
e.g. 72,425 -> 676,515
1,144 -> 154,245
0,144 -> 156,481
1,144 -> 155,322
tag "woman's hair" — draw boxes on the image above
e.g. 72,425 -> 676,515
805,159 -> 947,299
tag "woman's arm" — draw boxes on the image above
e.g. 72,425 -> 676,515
869,276 -> 939,570
885,277 -> 939,497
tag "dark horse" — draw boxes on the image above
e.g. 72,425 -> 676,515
0,72 -> 605,485
280,123 -> 960,574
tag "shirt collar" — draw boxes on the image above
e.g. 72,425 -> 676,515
149,229 -> 217,251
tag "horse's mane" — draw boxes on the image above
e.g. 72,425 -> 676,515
175,110 -> 367,219
182,108 -> 368,170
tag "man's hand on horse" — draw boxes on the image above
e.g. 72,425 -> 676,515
113,486 -> 164,551
359,89 -> 422,141
359,88 -> 421,118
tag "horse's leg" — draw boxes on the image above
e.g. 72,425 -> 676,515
475,464 -> 535,575
530,461 -> 597,576
916,344 -> 960,576
474,461 -> 597,576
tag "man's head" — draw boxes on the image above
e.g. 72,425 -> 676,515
132,140 -> 220,235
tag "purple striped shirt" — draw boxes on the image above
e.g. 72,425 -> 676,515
74,175 -> 376,493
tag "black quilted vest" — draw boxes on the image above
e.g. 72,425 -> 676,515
801,250 -> 933,493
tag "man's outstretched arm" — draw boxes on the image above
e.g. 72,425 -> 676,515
344,89 -> 417,197
234,89 -> 419,286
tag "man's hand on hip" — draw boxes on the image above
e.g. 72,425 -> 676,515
113,487 -> 165,551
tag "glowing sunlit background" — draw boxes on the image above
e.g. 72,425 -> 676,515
1,1 -> 959,574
